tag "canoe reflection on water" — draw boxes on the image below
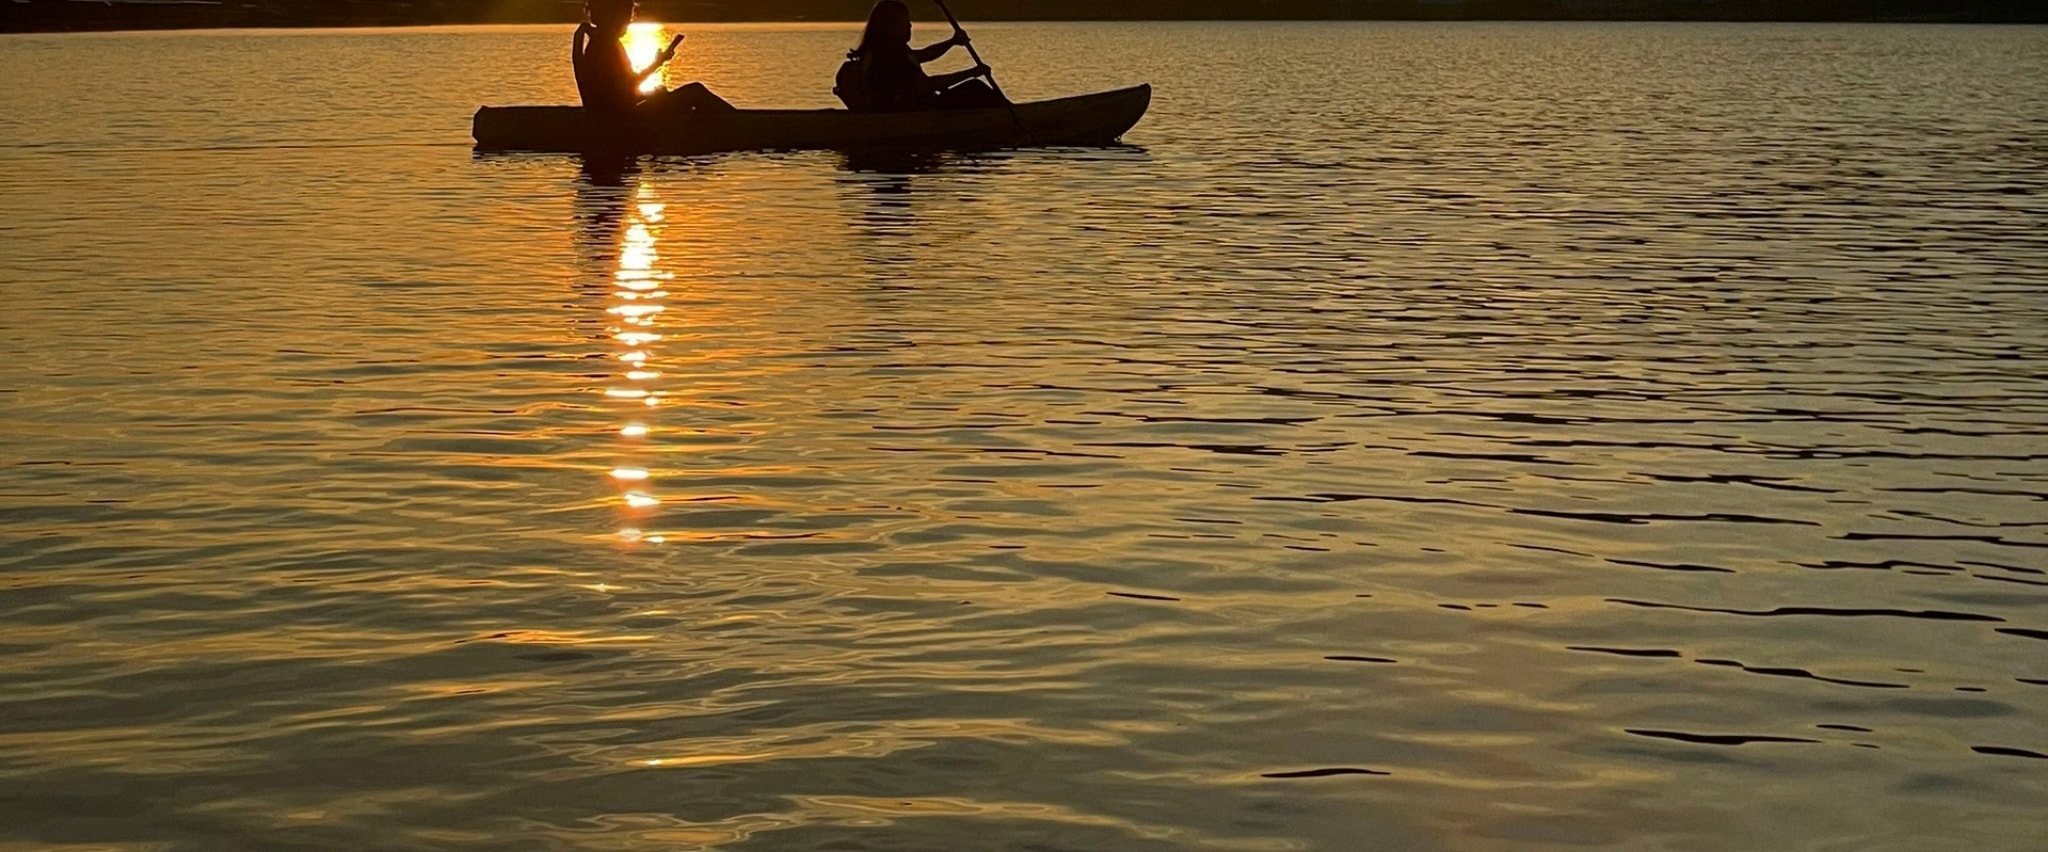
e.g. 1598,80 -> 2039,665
564,145 -> 1152,269
566,151 -> 948,271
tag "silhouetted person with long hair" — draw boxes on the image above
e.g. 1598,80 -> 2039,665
836,0 -> 1005,112
574,0 -> 731,119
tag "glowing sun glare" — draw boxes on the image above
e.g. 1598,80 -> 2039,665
624,23 -> 669,94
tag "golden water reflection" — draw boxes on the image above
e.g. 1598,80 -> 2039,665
602,174 -> 672,546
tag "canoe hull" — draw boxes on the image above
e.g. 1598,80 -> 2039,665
473,85 -> 1150,155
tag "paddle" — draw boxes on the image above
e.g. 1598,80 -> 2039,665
931,0 -> 1033,142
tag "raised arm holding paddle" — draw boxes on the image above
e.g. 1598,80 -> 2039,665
835,0 -> 1008,113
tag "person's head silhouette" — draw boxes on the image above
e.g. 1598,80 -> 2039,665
586,0 -> 636,35
859,1 -> 914,53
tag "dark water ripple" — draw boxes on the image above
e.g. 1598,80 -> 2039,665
3,20 -> 2048,852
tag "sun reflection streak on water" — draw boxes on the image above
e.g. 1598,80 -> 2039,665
607,184 -> 670,543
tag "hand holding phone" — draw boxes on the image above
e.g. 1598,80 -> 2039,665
657,34 -> 685,63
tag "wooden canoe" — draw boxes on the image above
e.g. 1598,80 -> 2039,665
473,84 -> 1150,155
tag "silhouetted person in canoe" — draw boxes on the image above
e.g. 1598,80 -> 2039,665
836,0 -> 1006,112
573,0 -> 731,119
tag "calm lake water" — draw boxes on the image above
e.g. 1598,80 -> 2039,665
3,20 -> 2047,852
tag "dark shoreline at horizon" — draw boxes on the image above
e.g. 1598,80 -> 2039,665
12,17 -> 2048,37
7,0 -> 2046,35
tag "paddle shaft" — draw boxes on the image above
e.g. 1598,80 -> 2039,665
931,0 -> 1033,141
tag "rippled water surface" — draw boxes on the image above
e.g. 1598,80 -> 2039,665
4,21 -> 2047,851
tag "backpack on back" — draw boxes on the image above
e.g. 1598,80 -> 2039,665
834,57 -> 872,111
